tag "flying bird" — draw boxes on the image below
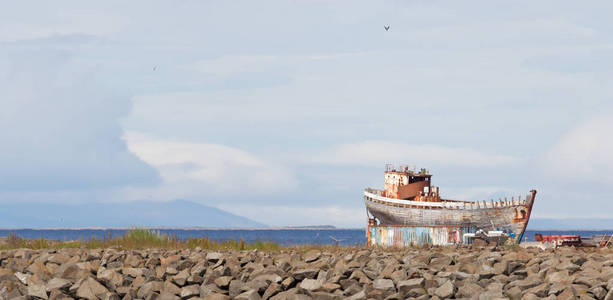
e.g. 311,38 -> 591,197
153,66 -> 157,71
329,235 -> 345,246
384,25 -> 390,31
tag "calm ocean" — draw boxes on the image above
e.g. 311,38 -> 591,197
2,229 -> 612,246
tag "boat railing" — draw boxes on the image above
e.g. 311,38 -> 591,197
364,188 -> 533,210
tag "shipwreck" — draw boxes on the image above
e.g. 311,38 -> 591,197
365,165 -> 537,246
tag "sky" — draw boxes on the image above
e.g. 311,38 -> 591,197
2,0 -> 613,227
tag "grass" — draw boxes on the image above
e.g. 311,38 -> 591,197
0,229 -> 279,251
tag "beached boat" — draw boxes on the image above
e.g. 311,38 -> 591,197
365,165 -> 537,246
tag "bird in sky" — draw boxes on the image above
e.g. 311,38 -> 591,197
329,235 -> 345,246
384,25 -> 390,31
153,66 -> 157,71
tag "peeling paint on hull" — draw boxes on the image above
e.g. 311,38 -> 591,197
364,189 -> 537,245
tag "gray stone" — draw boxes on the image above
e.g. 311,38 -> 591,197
522,293 -> 540,300
262,282 -> 281,300
456,282 -> 483,298
180,284 -> 201,299
97,268 -> 123,290
27,284 -> 48,299
299,279 -> 322,291
235,289 -> 261,300
434,281 -> 455,299
292,269 -> 319,281
77,277 -> 109,300
310,292 -> 341,300
373,278 -> 396,295
525,283 -> 549,297
348,290 -> 366,300
173,269 -> 190,287
163,280 -> 182,295
504,286 -> 522,300
203,293 -> 230,300
397,278 -> 424,293
206,252 -> 223,262
589,286 -> 607,299
214,276 -> 232,289
159,291 -> 181,300
137,281 -> 163,299
558,287 -> 577,300
98,292 -> 121,300
46,278 -> 71,292
303,250 -> 321,263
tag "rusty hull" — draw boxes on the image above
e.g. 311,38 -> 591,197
364,189 -> 537,244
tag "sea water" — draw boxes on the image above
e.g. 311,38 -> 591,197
1,229 -> 611,246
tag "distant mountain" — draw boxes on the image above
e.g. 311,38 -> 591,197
528,218 -> 613,230
0,199 -> 265,228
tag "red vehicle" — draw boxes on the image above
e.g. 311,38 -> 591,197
534,234 -> 583,247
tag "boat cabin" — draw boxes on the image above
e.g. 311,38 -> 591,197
383,165 -> 439,200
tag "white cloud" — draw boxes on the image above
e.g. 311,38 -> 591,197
545,115 -> 613,183
124,132 -> 297,194
309,141 -> 521,168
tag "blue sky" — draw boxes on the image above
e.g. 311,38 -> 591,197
2,0 -> 613,227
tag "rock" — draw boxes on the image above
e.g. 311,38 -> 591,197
97,268 -> 123,290
55,262 -> 89,281
27,284 -> 48,299
505,286 -> 522,300
373,278 -> 395,293
98,292 -> 121,300
235,289 -> 261,300
299,279 -> 322,291
456,282 -> 483,298
557,262 -> 581,274
348,290 -> 366,300
173,269 -> 190,287
214,276 -> 232,289
14,272 -> 29,284
292,269 -> 319,281
137,281 -> 163,299
303,250 -> 321,263
159,291 -> 181,300
547,271 -> 571,284
525,283 -> 549,297
310,292 -> 341,300
123,268 -> 143,278
434,281 -> 455,299
228,280 -> 246,298
281,277 -> 295,290
163,280 -> 182,295
245,280 -> 268,294
522,293 -> 540,300
48,289 -> 72,300
203,293 -> 230,300
262,282 -> 281,299
397,278 -> 424,294
46,278 -> 71,292
589,286 -> 607,299
180,284 -> 200,299
76,277 -> 109,300
321,282 -> 340,293
206,252 -> 223,262
558,287 -> 577,300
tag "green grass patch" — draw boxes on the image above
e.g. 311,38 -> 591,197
0,229 -> 280,251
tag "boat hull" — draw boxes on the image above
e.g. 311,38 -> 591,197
364,189 -> 536,245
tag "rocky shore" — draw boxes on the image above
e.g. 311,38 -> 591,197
2,246 -> 613,300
